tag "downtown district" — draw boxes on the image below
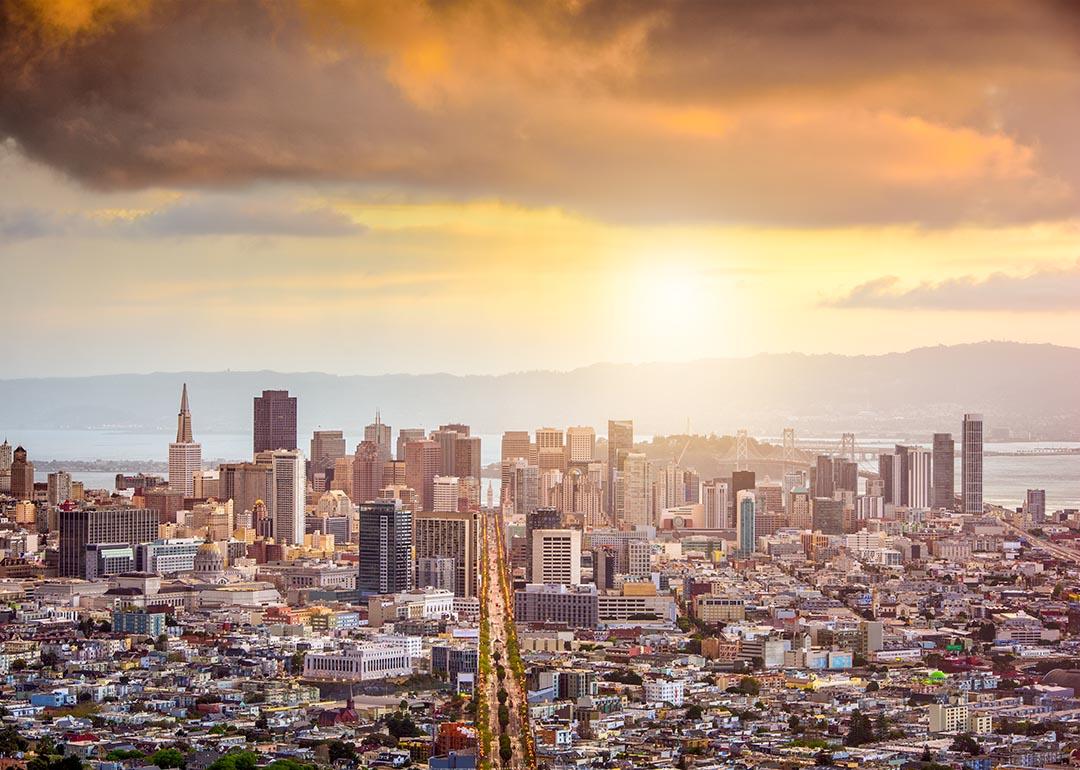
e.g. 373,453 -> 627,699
0,387 -> 1076,770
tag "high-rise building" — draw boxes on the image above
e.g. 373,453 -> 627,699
364,412 -> 393,467
47,470 -> 72,506
814,456 -> 834,498
253,390 -> 297,453
433,476 -> 461,512
607,420 -> 633,515
906,446 -> 932,509
397,428 -> 426,462
270,449 -> 306,545
0,439 -> 12,473
566,427 -> 595,463
736,490 -> 756,555
59,507 -> 160,578
352,440 -> 382,505
310,430 -> 347,480
415,510 -> 481,597
878,452 -> 902,505
430,427 -> 461,477
405,439 -> 441,511
501,430 -> 532,461
218,461 -> 272,516
932,433 -> 955,510
812,497 -> 845,535
834,460 -> 858,494
358,499 -> 413,594
620,452 -> 649,527
531,528 -> 582,586
526,506 -> 562,580
9,445 -> 35,500
962,413 -> 984,515
453,435 -> 482,481
1025,489 -> 1047,525
168,384 -> 202,499
702,479 -> 730,528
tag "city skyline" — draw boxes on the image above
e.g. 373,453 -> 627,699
3,1 -> 1080,376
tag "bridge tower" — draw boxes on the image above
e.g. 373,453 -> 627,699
782,427 -> 795,476
735,429 -> 749,471
840,432 -> 855,462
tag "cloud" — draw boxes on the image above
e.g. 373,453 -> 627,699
0,196 -> 366,239
1,0 -> 1079,226
828,260 -> 1080,311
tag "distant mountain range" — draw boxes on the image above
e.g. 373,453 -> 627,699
1,342 -> 1077,440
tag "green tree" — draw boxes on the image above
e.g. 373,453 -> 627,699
685,704 -> 703,721
865,680 -> 880,692
0,727 -> 28,756
950,733 -> 982,756
207,751 -> 258,770
327,741 -> 357,763
735,676 -> 760,696
844,710 -> 874,747
149,748 -> 186,769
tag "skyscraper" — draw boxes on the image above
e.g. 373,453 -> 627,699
397,428 -> 426,462
365,412 -> 393,467
270,449 -> 306,545
525,506 -> 561,580
352,440 -> 382,505
501,430 -> 532,461
454,435 -> 482,481
358,499 -> 413,594
47,470 -> 72,506
59,507 -> 160,578
531,528 -> 582,586
702,479 -> 730,528
430,427 -> 462,477
253,389 -> 297,453
932,433 -> 955,510
906,446 -> 931,509
1025,488 -> 1047,525
814,455 -> 834,498
168,384 -> 202,499
9,445 -> 34,500
310,430 -> 347,480
736,490 -> 756,555
566,426 -> 596,463
607,420 -> 633,515
962,413 -> 983,515
415,510 -> 481,597
405,439 -> 441,511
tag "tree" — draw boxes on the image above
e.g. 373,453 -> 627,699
788,715 -> 802,733
9,659 -> 27,672
327,741 -> 357,764
499,734 -> 512,764
844,710 -> 874,747
149,748 -> 186,769
874,713 -> 888,740
950,733 -> 982,756
865,680 -> 880,692
735,676 -> 760,696
684,704 -> 703,721
919,745 -> 934,763
814,750 -> 834,766
155,634 -> 169,652
207,751 -> 258,770
0,727 -> 28,757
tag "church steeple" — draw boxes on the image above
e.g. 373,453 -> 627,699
176,383 -> 193,443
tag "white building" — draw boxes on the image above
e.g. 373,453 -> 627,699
271,449 -> 306,545
433,476 -> 461,513
303,643 -> 413,682
644,678 -> 685,706
531,529 -> 582,586
565,426 -> 595,463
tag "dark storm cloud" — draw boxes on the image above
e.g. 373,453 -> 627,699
829,261 -> 1080,311
2,0 -> 1079,226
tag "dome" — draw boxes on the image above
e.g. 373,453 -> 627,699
197,540 -> 223,556
193,539 -> 226,578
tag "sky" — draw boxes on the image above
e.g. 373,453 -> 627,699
2,0 -> 1080,377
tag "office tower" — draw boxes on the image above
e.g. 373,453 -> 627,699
397,428 -> 426,462
358,499 -> 413,594
352,440 -> 382,505
310,430 -> 347,480
620,452 -> 649,527
906,446 -> 932,509
270,449 -> 306,545
730,469 -> 756,529
566,426 -> 596,463
430,427 -> 461,477
813,455 -> 834,498
1025,489 -> 1047,525
415,510 -> 481,597
932,433 -> 955,510
755,480 -> 783,515
834,459 -> 858,494
857,621 -> 884,655
382,460 -> 407,488
0,439 -> 11,473
702,479 -> 730,528
812,497 -> 845,535
405,439 -> 441,511
59,507 -> 160,578
218,461 -> 272,516
168,384 -> 202,499
962,413 -> 984,515
683,469 -> 701,504
878,452 -> 902,505
536,427 -> 566,473
416,557 -> 456,592
501,430 -> 532,461
454,435 -> 482,481
10,445 -> 34,500
531,529 -> 582,586
526,506 -> 562,580
253,389 -> 297,453
47,471 -> 72,506
364,412 -> 393,467
593,547 -> 616,589
433,476 -> 461,512
509,462 -> 540,516
607,420 -> 634,514
736,490 -> 756,555
788,488 -> 812,529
